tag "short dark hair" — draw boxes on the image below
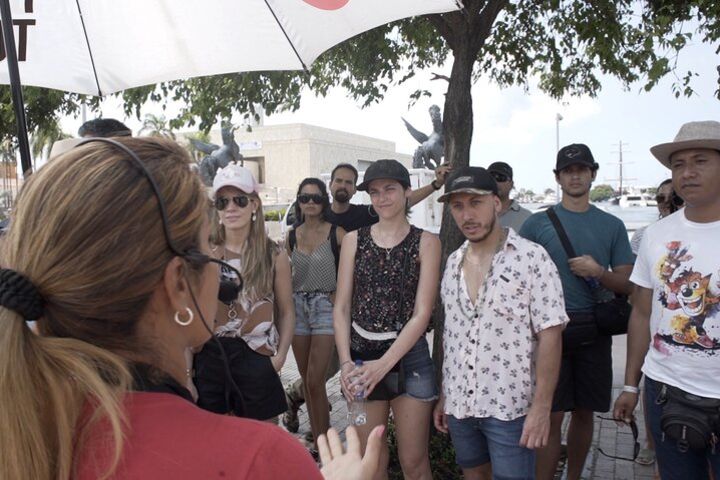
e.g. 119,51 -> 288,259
294,177 -> 330,225
330,163 -> 358,184
78,118 -> 132,138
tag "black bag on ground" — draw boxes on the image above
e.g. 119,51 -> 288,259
594,295 -> 632,336
659,383 -> 720,452
562,311 -> 599,351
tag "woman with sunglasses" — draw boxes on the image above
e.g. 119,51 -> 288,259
287,178 -> 346,454
193,162 -> 295,422
0,138 -> 383,479
630,179 -> 684,255
334,159 -> 441,479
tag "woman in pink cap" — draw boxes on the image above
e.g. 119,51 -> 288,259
194,162 -> 295,422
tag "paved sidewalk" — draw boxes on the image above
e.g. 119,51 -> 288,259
279,334 -> 657,479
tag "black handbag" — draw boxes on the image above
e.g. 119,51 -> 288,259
546,207 -> 631,337
658,383 -> 720,452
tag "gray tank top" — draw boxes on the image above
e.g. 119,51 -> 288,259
291,232 -> 337,293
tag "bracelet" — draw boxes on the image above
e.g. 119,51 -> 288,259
622,385 -> 640,394
431,180 -> 441,191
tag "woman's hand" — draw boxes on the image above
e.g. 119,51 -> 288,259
319,425 -> 384,480
339,361 -> 356,400
348,359 -> 390,398
271,352 -> 287,372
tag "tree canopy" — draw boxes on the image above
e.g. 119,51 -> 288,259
1,0 -> 717,149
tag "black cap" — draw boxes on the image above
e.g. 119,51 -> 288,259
487,162 -> 513,180
437,167 -> 498,202
357,159 -> 411,191
555,143 -> 599,172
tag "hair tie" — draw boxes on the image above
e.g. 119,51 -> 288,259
0,268 -> 45,320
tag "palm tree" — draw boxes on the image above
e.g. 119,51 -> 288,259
30,120 -> 72,168
138,113 -> 175,139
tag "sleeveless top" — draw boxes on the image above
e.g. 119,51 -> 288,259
214,247 -> 279,356
290,226 -> 337,293
350,225 -> 422,356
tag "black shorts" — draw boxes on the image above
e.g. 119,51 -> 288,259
194,336 -> 287,421
552,334 -> 612,413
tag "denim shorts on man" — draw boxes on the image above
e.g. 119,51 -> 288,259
293,292 -> 334,336
447,415 -> 534,478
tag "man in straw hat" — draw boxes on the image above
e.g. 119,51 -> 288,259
613,120 -> 720,478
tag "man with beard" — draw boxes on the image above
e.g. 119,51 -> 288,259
433,166 -> 567,479
520,144 -> 634,480
325,162 -> 450,231
283,161 -> 450,434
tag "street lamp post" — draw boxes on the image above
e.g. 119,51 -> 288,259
555,113 -> 563,201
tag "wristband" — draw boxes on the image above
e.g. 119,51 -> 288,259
622,385 -> 640,394
431,180 -> 441,191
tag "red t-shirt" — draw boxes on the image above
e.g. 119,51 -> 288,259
76,392 -> 321,479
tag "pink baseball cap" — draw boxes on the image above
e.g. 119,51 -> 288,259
212,163 -> 258,196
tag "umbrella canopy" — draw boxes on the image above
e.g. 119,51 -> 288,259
0,0 -> 462,96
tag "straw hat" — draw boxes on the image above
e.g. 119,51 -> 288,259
650,120 -> 720,168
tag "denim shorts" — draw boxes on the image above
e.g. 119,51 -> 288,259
354,336 -> 438,402
293,292 -> 334,336
447,415 -> 534,477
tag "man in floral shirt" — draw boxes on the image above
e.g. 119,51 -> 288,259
433,166 -> 568,479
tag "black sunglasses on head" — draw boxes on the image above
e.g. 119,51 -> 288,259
596,416 -> 640,462
298,193 -> 325,204
490,172 -> 510,183
215,195 -> 250,211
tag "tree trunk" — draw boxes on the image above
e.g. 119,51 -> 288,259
431,40 -> 477,368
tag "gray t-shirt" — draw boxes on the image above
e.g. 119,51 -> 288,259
498,200 -> 532,232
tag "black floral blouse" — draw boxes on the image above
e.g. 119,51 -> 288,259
350,225 -> 422,357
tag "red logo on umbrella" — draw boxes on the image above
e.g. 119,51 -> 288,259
301,0 -> 349,10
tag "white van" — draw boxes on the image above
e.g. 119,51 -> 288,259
280,168 -> 443,240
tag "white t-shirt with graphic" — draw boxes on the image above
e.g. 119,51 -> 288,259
631,209 -> 720,398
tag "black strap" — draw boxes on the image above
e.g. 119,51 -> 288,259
546,207 -> 577,259
330,224 -> 340,271
288,228 -> 297,252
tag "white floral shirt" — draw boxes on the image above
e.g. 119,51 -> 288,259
440,228 -> 569,421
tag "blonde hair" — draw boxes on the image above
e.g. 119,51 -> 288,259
214,193 -> 276,301
0,138 -> 207,479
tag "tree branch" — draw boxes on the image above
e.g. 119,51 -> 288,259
426,13 -> 457,50
430,72 -> 451,82
471,0 -> 510,53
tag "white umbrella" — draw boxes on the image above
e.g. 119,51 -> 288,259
1,0 -> 462,96
0,0 -> 462,173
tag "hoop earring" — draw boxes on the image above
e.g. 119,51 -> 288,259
174,307 -> 194,326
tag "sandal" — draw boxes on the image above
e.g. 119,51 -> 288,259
635,447 -> 656,466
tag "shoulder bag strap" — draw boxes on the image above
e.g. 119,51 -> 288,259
546,207 -> 577,258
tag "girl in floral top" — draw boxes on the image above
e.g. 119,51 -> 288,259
333,159 -> 441,478
194,163 -> 295,422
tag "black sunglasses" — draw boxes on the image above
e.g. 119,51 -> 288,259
490,172 -> 510,183
596,416 -> 640,462
215,195 -> 250,210
298,193 -> 325,204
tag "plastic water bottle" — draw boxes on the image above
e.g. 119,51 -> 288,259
348,360 -> 367,426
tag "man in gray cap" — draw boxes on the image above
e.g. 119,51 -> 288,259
520,144 -> 635,480
488,161 -> 532,232
434,166 -> 567,479
613,121 -> 720,479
